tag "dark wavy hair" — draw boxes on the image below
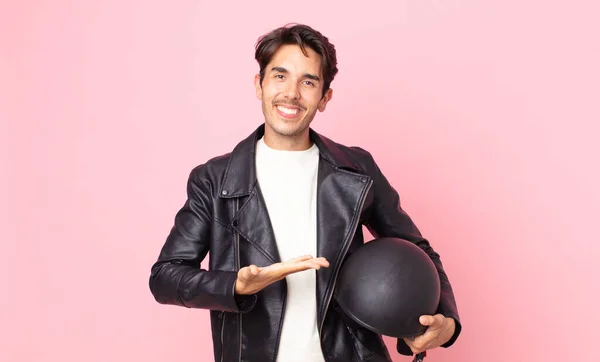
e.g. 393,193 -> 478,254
255,24 -> 338,96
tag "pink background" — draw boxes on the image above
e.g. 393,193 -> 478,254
2,1 -> 599,361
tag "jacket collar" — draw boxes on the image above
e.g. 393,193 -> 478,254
219,124 -> 362,198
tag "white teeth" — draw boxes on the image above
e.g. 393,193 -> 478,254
277,105 -> 299,115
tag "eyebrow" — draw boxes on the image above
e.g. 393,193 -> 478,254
271,66 -> 321,82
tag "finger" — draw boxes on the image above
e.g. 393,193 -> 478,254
414,317 -> 447,347
293,257 -> 329,269
300,259 -> 330,270
286,255 -> 314,263
249,265 -> 260,275
312,257 -> 330,267
260,258 -> 327,280
285,256 -> 329,267
402,337 -> 422,354
419,314 -> 445,328
406,327 -> 441,352
268,260 -> 321,278
239,266 -> 258,282
287,261 -> 321,273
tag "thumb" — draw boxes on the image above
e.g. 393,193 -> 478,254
248,265 -> 260,275
239,265 -> 259,281
419,315 -> 434,326
420,314 -> 445,329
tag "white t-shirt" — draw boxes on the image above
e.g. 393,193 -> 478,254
255,137 -> 325,362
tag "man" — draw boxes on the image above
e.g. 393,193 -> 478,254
149,23 -> 461,362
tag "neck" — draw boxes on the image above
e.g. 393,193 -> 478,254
263,127 -> 313,151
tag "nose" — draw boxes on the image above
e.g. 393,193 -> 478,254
284,81 -> 299,99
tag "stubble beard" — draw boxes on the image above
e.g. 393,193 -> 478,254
262,100 -> 312,138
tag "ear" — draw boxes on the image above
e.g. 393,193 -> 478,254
254,74 -> 262,100
318,88 -> 333,112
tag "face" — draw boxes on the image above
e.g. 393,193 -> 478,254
254,44 -> 333,146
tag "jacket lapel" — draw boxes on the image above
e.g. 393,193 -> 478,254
219,127 -> 281,264
219,125 -> 372,294
311,136 -> 373,325
231,184 -> 281,264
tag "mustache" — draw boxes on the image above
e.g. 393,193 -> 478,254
273,99 -> 305,110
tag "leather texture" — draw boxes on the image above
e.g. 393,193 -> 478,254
149,124 -> 462,362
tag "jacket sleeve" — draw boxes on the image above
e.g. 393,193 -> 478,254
149,166 -> 256,313
360,150 -> 462,355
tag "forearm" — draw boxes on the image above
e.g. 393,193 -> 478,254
392,249 -> 461,355
149,261 -> 245,312
421,245 -> 461,327
434,270 -> 462,347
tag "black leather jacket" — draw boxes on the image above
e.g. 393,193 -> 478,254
149,125 -> 461,362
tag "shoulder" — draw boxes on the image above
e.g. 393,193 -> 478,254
188,152 -> 232,187
316,132 -> 378,174
347,146 -> 380,177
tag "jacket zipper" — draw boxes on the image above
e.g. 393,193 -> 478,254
235,198 -> 242,362
319,178 -> 373,360
220,312 -> 226,362
222,198 -> 242,362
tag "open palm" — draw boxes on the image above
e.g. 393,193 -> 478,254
235,255 -> 330,295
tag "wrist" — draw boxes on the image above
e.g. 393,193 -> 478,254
441,317 -> 457,346
234,279 -> 246,295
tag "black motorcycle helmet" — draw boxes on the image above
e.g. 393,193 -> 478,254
334,237 -> 441,339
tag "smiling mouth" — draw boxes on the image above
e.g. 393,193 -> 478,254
275,104 -> 303,118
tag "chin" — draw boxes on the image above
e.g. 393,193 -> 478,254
267,120 -> 306,137
273,126 -> 303,137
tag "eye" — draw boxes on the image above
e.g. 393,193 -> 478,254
303,80 -> 315,87
275,74 -> 285,80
